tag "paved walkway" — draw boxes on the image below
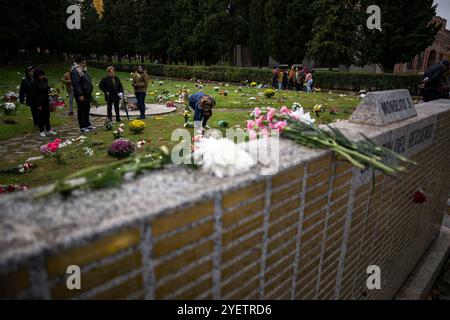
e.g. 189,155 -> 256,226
0,116 -> 105,163
90,103 -> 177,118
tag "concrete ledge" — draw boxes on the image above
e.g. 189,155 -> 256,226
0,99 -> 449,300
396,224 -> 450,300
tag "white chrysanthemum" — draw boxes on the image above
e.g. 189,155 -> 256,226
5,103 -> 16,110
193,138 -> 256,178
291,107 -> 316,124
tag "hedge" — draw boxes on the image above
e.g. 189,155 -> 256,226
89,61 -> 422,95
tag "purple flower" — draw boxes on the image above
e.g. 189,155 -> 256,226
40,145 -> 51,155
108,139 -> 136,159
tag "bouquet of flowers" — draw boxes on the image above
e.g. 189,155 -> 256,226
248,106 -> 415,176
113,124 -> 125,139
105,119 -> 113,131
129,120 -> 146,134
5,92 -> 19,102
184,109 -> 194,128
166,101 -> 175,108
264,89 -> 276,99
40,139 -> 64,164
193,136 -> 256,178
37,147 -> 171,198
313,104 -> 323,117
108,139 -> 136,159
49,88 -> 65,112
2,102 -> 17,115
0,162 -> 34,174
0,184 -> 29,194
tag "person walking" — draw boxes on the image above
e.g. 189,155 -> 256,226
19,66 -> 38,126
305,69 -> 314,93
132,65 -> 150,120
71,57 -> 95,133
29,69 -> 57,138
420,60 -> 450,102
99,66 -> 124,123
61,69 -> 74,116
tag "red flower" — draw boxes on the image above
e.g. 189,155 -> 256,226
0,187 -> 5,193
413,191 -> 426,204
7,185 -> 16,192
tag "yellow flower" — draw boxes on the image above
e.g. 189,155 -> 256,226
129,120 -> 146,134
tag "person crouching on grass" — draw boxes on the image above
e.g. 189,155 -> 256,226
99,66 -> 124,123
30,69 -> 57,138
188,92 -> 216,134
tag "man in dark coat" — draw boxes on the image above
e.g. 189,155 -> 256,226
99,66 -> 124,123
421,60 -> 450,102
19,65 -> 38,126
71,57 -> 95,133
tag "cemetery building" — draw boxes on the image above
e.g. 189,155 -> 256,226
394,16 -> 450,73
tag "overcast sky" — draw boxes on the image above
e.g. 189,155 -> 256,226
434,0 -> 450,22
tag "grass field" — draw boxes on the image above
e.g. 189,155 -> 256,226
0,63 -> 361,189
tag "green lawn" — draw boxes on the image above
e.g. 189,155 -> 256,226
0,63 -> 360,189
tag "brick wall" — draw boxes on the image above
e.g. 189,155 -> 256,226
1,101 -> 449,300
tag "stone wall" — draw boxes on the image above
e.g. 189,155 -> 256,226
0,100 -> 449,300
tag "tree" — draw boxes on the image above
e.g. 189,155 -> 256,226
265,0 -> 315,65
356,0 -> 440,73
138,0 -> 173,63
306,0 -> 360,69
248,0 -> 269,67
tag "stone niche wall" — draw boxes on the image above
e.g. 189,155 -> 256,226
0,100 -> 449,300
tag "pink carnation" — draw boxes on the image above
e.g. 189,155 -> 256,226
247,120 -> 256,130
255,116 -> 265,128
267,109 -> 275,122
280,106 -> 291,115
253,107 -> 262,118
274,121 -> 288,132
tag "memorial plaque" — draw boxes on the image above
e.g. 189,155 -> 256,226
352,115 -> 437,188
350,90 -> 417,126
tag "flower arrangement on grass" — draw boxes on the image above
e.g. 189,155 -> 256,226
0,162 -> 34,175
264,89 -> 276,99
105,119 -> 113,131
1,102 -> 17,115
40,139 -> 64,164
0,184 -> 29,194
108,139 -> 136,159
5,92 -> 18,102
113,123 -> 125,139
184,109 -> 194,128
248,106 -> 415,176
313,104 -> 323,117
129,119 -> 146,134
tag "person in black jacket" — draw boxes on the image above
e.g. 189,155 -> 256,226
421,60 -> 450,102
71,57 -> 95,133
30,69 -> 57,137
99,66 -> 124,123
19,66 -> 38,126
